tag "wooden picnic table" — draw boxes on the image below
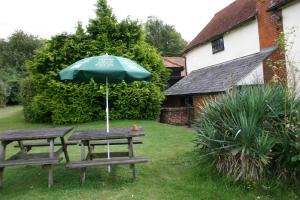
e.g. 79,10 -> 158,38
0,127 -> 73,188
67,128 -> 147,183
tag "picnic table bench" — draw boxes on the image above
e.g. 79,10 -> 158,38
66,128 -> 147,183
13,139 -> 142,150
0,127 -> 73,188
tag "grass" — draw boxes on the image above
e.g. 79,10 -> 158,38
0,106 -> 299,200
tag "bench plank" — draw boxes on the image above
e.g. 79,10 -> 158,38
89,152 -> 129,159
90,140 -> 142,146
14,141 -> 78,148
7,151 -> 62,161
0,158 -> 61,167
66,157 -> 147,168
14,140 -> 142,148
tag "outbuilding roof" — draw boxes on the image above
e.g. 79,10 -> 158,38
163,57 -> 185,68
165,47 -> 276,96
183,0 -> 257,53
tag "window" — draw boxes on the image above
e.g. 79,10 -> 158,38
211,37 -> 224,54
171,69 -> 181,77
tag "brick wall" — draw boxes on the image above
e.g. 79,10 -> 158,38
256,0 -> 287,83
160,107 -> 194,126
160,94 -> 218,126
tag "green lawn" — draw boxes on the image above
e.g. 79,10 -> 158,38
0,106 -> 298,200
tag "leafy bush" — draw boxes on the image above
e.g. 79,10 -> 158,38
0,80 -> 9,107
22,0 -> 169,124
195,85 -> 300,182
0,68 -> 21,106
0,31 -> 42,106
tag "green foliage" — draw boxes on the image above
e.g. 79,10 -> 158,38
0,68 -> 22,106
0,30 -> 42,106
195,85 -> 300,182
0,31 -> 42,73
27,80 -> 103,124
109,82 -> 164,120
22,0 -> 169,124
0,79 -> 9,107
144,16 -> 187,56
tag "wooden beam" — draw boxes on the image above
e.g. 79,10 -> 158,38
88,152 -> 129,159
48,139 -> 54,188
0,158 -> 61,167
14,141 -> 78,148
127,138 -> 136,179
89,140 -> 142,146
60,137 -> 70,162
66,157 -> 148,168
80,141 -> 86,184
0,141 -> 6,187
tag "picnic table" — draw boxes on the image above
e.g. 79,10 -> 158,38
67,128 -> 148,183
0,127 -> 73,188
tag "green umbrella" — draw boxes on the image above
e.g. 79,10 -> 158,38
58,54 -> 151,171
59,55 -> 151,83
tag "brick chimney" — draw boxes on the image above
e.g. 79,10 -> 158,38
256,0 -> 286,83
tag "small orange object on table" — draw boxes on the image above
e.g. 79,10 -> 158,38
131,124 -> 140,132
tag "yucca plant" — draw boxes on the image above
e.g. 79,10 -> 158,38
269,89 -> 300,182
195,85 -> 300,182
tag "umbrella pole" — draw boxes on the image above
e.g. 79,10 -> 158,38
106,76 -> 111,173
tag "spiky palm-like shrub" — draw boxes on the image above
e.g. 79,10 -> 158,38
195,85 -> 300,182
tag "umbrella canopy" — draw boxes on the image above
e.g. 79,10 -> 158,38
58,54 -> 151,173
58,55 -> 151,84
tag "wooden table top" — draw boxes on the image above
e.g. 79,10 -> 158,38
69,128 -> 144,141
0,127 -> 73,141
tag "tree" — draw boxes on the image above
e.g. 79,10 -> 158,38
23,0 -> 169,124
0,31 -> 42,73
144,16 -> 187,56
87,0 -> 118,40
0,30 -> 42,106
75,22 -> 85,37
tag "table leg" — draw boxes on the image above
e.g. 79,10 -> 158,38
18,141 -> 27,154
80,141 -> 86,184
127,137 -> 136,179
0,141 -> 6,187
60,137 -> 70,163
86,141 -> 93,160
48,138 -> 55,188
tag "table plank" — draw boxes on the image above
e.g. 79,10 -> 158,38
0,127 -> 73,141
69,128 -> 144,141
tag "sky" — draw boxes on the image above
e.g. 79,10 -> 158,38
0,0 -> 234,42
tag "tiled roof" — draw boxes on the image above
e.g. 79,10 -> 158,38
183,0 -> 257,53
163,57 -> 185,68
267,0 -> 297,11
165,47 -> 276,96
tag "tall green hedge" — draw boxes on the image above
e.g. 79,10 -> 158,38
22,0 -> 169,124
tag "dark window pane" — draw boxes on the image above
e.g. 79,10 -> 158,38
171,70 -> 181,77
212,37 -> 224,54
